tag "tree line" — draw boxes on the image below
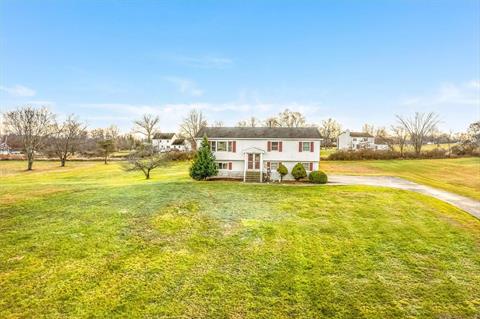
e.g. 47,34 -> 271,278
2,105 -> 478,172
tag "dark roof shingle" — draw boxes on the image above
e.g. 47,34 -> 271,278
349,131 -> 373,138
153,133 -> 175,139
195,127 -> 322,139
171,138 -> 185,145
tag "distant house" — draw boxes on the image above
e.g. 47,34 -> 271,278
195,127 -> 322,182
0,141 -> 10,155
152,133 -> 176,152
152,133 -> 190,152
337,130 -> 389,151
171,138 -> 189,152
373,137 -> 390,151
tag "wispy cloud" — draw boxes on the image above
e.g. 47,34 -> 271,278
0,85 -> 36,97
164,77 -> 204,96
172,55 -> 233,69
401,80 -> 480,108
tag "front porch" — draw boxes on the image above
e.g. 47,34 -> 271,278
242,147 -> 265,183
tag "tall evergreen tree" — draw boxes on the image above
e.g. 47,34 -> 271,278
189,136 -> 218,180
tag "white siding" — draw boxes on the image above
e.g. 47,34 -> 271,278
196,138 -> 321,181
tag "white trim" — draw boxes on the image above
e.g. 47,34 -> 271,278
242,146 -> 265,154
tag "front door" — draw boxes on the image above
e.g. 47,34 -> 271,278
247,153 -> 260,170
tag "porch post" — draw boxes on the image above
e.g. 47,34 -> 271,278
259,152 -> 263,183
243,152 -> 247,182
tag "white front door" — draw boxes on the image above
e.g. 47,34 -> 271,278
247,153 -> 260,170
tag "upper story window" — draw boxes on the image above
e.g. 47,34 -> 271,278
217,141 -> 227,152
302,142 -> 311,152
267,141 -> 282,152
209,140 -> 236,152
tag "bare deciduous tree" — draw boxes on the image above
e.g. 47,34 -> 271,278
236,117 -> 261,127
278,109 -> 306,127
391,125 -> 409,157
94,125 -> 119,164
180,109 -> 207,150
264,117 -> 280,128
362,123 -> 375,135
318,118 -> 341,148
212,121 -> 224,127
133,114 -> 160,143
3,106 -> 55,170
396,112 -> 440,155
51,115 -> 87,166
123,145 -> 171,179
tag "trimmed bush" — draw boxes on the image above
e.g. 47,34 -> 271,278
277,163 -> 288,181
309,171 -> 328,184
291,163 -> 307,180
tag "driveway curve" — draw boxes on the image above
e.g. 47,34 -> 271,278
328,175 -> 480,219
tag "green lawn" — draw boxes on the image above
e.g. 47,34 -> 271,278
1,161 -> 479,318
321,157 -> 480,200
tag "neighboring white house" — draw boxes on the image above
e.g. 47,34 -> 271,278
171,138 -> 190,152
195,127 -> 322,182
152,133 -> 191,152
152,133 -> 176,152
0,141 -> 10,155
0,135 -> 10,155
337,130 -> 388,150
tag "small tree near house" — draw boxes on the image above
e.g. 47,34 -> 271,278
277,163 -> 288,182
189,136 -> 218,180
291,163 -> 307,181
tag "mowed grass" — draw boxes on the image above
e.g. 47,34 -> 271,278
321,157 -> 480,200
1,161 -> 479,318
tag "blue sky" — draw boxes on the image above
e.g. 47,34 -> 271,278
1,0 -> 479,132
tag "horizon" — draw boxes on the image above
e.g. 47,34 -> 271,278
1,0 -> 479,133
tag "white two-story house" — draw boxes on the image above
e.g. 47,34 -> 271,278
153,133 -> 191,152
153,133 -> 176,152
195,127 -> 322,182
337,130 -> 376,150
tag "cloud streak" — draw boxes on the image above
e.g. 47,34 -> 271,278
164,77 -> 204,96
0,85 -> 36,97
172,55 -> 233,69
401,80 -> 480,108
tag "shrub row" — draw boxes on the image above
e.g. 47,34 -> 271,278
327,148 -> 479,161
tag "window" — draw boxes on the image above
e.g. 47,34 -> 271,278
209,141 -> 216,151
217,141 -> 227,151
302,142 -> 311,152
209,140 -> 236,152
270,162 -> 279,170
302,162 -> 311,171
217,162 -> 228,170
271,141 -> 279,151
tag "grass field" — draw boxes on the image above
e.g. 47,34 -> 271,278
321,157 -> 480,200
1,161 -> 479,318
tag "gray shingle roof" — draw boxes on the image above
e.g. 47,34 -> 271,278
195,127 -> 322,139
349,132 -> 373,138
153,133 -> 175,139
171,138 -> 185,145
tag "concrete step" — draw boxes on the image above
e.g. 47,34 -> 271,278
245,171 -> 261,183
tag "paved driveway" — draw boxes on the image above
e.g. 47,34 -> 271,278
328,175 -> 480,219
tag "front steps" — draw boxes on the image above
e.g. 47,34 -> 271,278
244,171 -> 261,183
